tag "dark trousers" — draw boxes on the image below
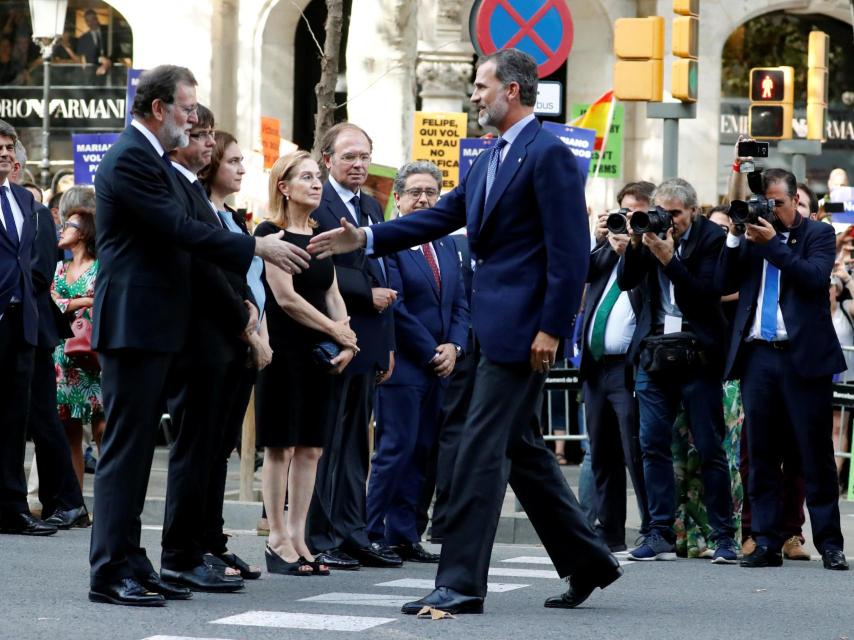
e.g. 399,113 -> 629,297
635,367 -> 734,541
28,346 -> 83,516
161,357 -> 243,570
738,416 -> 805,541
307,371 -> 373,553
418,343 -> 477,539
741,343 -> 843,552
435,355 -> 613,598
0,305 -> 34,517
90,350 -> 178,586
202,364 -> 256,555
367,379 -> 443,545
583,358 -> 650,548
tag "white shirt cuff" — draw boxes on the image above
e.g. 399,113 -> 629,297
364,226 -> 375,255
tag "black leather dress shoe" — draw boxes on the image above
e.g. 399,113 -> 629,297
315,548 -> 360,570
354,542 -> 403,568
89,578 -> 165,607
0,512 -> 57,536
393,542 -> 440,563
401,587 -> 484,615
740,545 -> 783,568
139,572 -> 192,599
544,562 -> 623,609
161,564 -> 245,592
822,549 -> 849,570
44,505 -> 90,529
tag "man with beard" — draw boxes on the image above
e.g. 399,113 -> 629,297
309,48 -> 619,615
88,65 -> 310,607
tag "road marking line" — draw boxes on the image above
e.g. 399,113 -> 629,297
488,567 -> 559,579
143,636 -> 234,640
375,578 -> 528,593
210,611 -> 395,631
298,592 -> 412,608
502,556 -> 553,565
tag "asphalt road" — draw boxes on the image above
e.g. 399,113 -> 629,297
4,526 -> 854,640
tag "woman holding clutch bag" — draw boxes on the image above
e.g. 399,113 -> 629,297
254,150 -> 357,576
51,206 -> 103,488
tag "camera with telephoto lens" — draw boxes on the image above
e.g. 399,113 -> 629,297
729,194 -> 776,225
606,209 -> 629,234
630,206 -> 672,235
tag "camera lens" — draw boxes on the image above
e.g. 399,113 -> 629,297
606,213 -> 628,234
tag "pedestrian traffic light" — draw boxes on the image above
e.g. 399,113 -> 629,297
613,16 -> 664,102
671,0 -> 699,102
807,30 -> 828,141
748,66 -> 794,140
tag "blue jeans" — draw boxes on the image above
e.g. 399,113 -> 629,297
635,367 -> 734,541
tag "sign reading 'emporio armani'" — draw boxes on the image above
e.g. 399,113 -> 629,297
0,87 -> 126,130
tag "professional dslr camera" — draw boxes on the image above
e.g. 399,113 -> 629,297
729,170 -> 776,226
605,206 -> 672,236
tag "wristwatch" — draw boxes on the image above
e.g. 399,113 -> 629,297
453,343 -> 463,359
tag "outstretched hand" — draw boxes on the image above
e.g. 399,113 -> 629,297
308,217 -> 367,259
255,230 -> 311,274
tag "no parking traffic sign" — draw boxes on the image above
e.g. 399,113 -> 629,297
470,0 -> 574,78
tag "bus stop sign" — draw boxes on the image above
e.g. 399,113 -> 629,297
470,0 -> 574,78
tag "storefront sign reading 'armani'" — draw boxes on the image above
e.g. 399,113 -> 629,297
0,87 -> 126,130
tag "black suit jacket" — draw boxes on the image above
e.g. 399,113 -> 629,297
617,214 -> 728,374
579,240 -> 642,384
172,171 -> 252,364
92,124 -> 254,353
716,216 -> 845,379
0,182 -> 39,345
313,180 -> 394,374
30,205 -> 70,349
75,29 -> 108,63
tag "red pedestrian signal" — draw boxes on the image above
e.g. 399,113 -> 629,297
750,69 -> 784,102
748,67 -> 793,140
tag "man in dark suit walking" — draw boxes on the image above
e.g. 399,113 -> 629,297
618,178 -> 737,564
365,160 -> 469,563
88,65 -> 311,607
310,49 -> 619,614
0,119 -> 57,537
581,182 -> 653,552
717,168 -> 847,571
307,123 -> 400,570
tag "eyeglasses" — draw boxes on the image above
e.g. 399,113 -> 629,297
402,188 -> 439,199
188,130 -> 215,140
171,103 -> 198,117
716,223 -> 730,233
338,153 -> 372,164
62,221 -> 81,231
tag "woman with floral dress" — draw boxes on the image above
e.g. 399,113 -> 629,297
51,206 -> 103,488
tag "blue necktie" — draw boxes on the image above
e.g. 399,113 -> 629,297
0,186 -> 20,245
760,262 -> 779,340
351,194 -> 365,226
485,137 -> 508,200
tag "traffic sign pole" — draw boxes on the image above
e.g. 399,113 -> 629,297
646,102 -> 696,179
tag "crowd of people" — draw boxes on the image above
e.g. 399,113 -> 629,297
0,47 -> 850,617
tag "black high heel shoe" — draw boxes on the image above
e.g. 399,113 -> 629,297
308,559 -> 331,576
265,545 -> 313,576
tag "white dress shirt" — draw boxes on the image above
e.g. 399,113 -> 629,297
130,119 -> 165,157
586,263 -> 635,355
328,174 -> 362,225
0,178 -> 24,240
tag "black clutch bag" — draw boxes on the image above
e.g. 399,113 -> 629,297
312,340 -> 341,369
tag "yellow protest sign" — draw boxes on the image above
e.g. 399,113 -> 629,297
412,112 -> 467,191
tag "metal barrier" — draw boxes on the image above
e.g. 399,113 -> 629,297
542,364 -> 586,442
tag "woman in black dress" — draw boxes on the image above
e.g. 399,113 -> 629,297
255,150 -> 358,576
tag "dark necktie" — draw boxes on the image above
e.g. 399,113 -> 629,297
191,180 -> 221,226
351,194 -> 366,226
485,137 -> 508,200
421,243 -> 441,291
161,151 -> 173,171
0,185 -> 20,245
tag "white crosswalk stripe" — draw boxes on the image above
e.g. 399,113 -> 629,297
376,578 -> 528,593
502,556 -> 554,565
210,611 -> 395,631
143,637 -> 235,640
488,567 -> 559,579
299,592 -> 412,608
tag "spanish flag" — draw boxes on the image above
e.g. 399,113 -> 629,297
570,90 -> 615,152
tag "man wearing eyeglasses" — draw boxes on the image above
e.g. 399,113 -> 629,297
306,122 -> 400,570
364,161 -> 469,564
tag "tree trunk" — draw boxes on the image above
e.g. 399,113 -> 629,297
312,0 -> 344,156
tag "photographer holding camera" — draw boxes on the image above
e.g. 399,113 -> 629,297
717,167 -> 848,571
618,178 -> 737,564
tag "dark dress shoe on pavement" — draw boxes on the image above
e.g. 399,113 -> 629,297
822,549 -> 849,570
139,572 -> 192,599
354,542 -> 403,568
315,548 -> 360,570
544,562 -> 623,609
161,564 -> 245,592
44,505 -> 90,529
393,542 -> 440,563
401,587 -> 484,615
740,545 -> 783,568
89,578 -> 165,607
0,512 -> 57,536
